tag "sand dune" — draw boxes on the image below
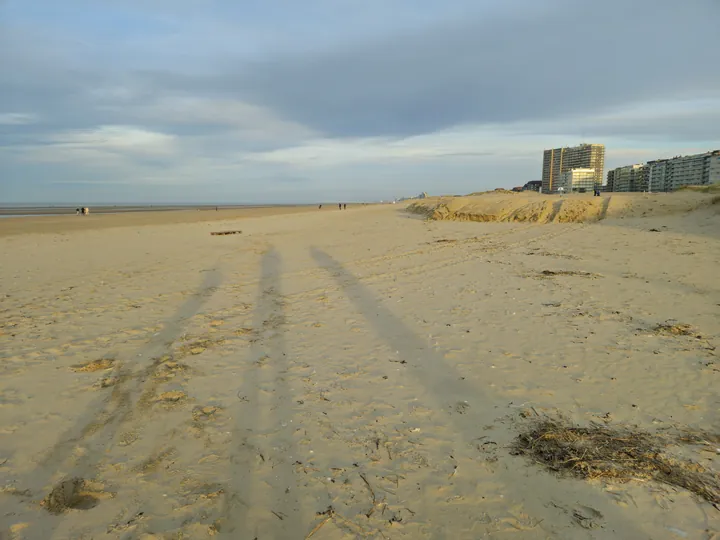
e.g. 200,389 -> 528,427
408,191 -> 718,223
0,201 -> 718,539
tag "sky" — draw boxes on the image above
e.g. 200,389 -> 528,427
1,0 -> 719,204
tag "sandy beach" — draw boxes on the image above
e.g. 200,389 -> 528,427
0,205 -> 344,238
0,194 -> 718,539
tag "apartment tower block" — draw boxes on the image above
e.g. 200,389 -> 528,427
541,143 -> 605,193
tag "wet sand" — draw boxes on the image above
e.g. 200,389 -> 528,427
0,205 -> 348,237
0,199 -> 718,539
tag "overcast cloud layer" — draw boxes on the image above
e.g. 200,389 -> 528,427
1,0 -> 719,203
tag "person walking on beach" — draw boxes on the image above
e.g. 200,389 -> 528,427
343,203 -> 347,210
338,203 -> 342,210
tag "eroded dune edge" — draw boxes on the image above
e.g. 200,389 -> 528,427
407,191 -> 719,223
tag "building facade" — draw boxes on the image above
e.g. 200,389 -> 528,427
637,151 -> 720,192
606,169 -> 615,192
668,153 -> 707,189
609,164 -> 649,192
558,168 -> 596,192
542,143 -> 605,193
709,152 -> 720,185
648,160 -> 669,192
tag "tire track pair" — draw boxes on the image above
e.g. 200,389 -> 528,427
220,247 -> 301,538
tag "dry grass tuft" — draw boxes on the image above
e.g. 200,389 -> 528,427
676,184 -> 720,194
654,322 -> 696,336
511,419 -> 720,506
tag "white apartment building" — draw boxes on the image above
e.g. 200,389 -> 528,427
668,153 -> 708,188
706,152 -> 720,185
645,150 -> 720,191
558,168 -> 596,192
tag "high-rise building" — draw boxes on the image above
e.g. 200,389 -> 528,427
541,143 -> 605,193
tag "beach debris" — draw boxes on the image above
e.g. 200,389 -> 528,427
432,238 -> 457,244
653,322 -> 697,337
72,357 -> 114,372
107,511 -> 146,534
539,270 -> 599,278
511,418 -> 720,505
210,230 -> 242,236
305,507 -> 335,539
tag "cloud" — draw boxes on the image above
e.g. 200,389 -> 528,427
19,125 -> 177,164
0,113 -> 39,125
215,0 -> 719,138
1,0 -> 718,203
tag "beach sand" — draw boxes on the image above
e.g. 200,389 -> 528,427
0,196 -> 718,539
0,205 -> 345,238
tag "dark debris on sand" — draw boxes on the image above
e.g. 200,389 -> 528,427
511,418 -> 720,507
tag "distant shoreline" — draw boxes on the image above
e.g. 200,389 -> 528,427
0,204 -> 364,237
0,204 -> 305,217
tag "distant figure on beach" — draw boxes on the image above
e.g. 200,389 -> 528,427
84,207 -> 90,215
338,203 -> 342,210
319,204 -> 322,209
343,203 -> 347,210
76,208 -> 80,215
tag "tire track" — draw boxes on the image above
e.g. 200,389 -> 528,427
221,247 -> 301,538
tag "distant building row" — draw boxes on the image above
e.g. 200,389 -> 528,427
606,150 -> 720,192
541,143 -> 605,193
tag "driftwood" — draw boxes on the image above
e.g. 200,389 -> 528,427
210,230 -> 242,236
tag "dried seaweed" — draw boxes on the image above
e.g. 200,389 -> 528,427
512,419 -> 719,506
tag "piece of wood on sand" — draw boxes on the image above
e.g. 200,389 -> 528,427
210,230 -> 242,236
